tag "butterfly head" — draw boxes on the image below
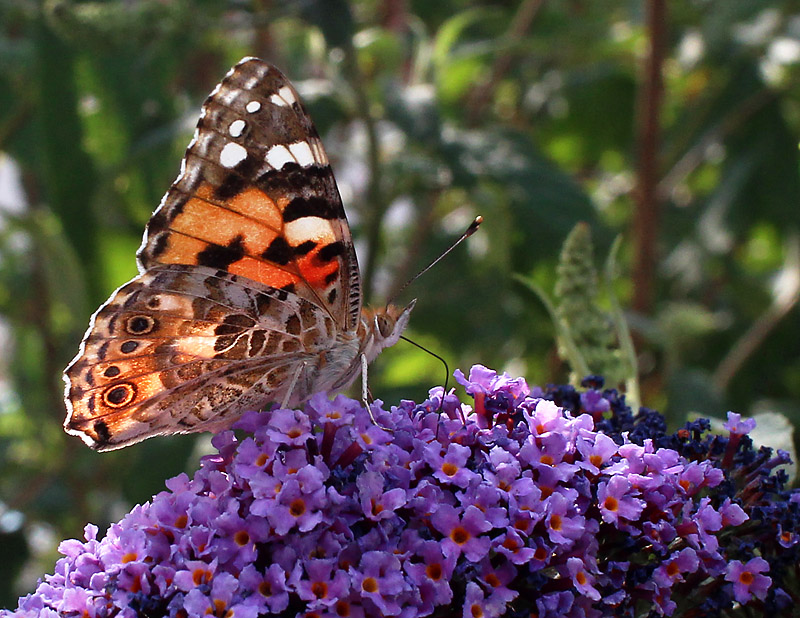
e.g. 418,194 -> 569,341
362,299 -> 416,362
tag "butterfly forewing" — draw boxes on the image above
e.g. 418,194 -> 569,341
139,58 -> 361,331
64,58 -> 371,451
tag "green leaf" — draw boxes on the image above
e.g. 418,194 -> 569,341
514,273 -> 591,382
604,234 -> 640,407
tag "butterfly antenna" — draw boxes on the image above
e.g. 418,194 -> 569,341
387,216 -> 483,307
399,335 -> 450,412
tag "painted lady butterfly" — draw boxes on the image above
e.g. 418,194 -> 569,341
64,57 -> 415,451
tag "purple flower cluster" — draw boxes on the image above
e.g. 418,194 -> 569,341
5,365 -> 800,617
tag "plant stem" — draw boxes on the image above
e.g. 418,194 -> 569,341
465,0 -> 543,126
631,0 -> 666,316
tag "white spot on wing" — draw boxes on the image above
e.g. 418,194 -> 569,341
266,144 -> 294,170
279,86 -> 296,105
192,132 -> 214,156
242,75 -> 259,90
228,119 -> 246,138
246,100 -> 261,113
215,85 -> 238,107
270,85 -> 297,107
288,141 -> 315,167
220,142 -> 247,168
285,216 -> 337,245
310,139 -> 329,166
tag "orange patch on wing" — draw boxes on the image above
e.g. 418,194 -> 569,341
129,372 -> 165,403
224,187 -> 283,230
297,249 -> 339,288
157,234 -> 214,265
171,198 -> 278,255
228,256 -> 299,289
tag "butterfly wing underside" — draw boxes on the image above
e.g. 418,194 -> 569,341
64,58 -> 362,451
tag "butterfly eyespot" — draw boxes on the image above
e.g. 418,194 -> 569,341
103,383 -> 136,408
103,366 -> 121,378
126,315 -> 156,335
120,341 -> 139,354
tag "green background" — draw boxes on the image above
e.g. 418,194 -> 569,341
1,0 -> 799,606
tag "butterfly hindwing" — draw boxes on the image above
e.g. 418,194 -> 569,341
65,265 -> 339,450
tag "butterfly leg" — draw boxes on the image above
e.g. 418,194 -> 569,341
281,361 -> 306,409
359,354 -> 393,432
359,353 -> 371,415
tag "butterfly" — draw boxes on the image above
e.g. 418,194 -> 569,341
63,57 -> 415,451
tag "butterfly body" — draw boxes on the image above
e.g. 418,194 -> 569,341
64,58 -> 413,451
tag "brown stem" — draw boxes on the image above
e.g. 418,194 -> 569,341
712,236 -> 800,391
465,0 -> 543,125
658,88 -> 776,200
0,101 -> 31,151
252,0 -> 277,61
631,0 -> 667,316
381,0 -> 408,33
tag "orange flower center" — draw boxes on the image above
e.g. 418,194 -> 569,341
666,561 -> 680,577
442,462 -> 458,477
451,526 -> 470,545
290,498 -> 306,517
362,577 -> 378,593
426,563 -> 443,581
192,568 -> 212,585
311,581 -> 328,599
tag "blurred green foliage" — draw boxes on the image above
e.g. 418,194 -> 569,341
1,0 -> 800,604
